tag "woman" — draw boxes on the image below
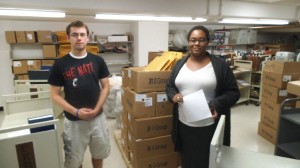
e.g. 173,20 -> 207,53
165,25 -> 240,168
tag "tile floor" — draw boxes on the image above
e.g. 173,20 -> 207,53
0,103 -> 274,168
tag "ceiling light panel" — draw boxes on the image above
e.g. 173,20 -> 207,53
0,8 -> 65,18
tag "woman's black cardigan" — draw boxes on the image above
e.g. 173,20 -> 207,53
165,53 -> 240,151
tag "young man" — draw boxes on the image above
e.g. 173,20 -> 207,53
48,20 -> 111,168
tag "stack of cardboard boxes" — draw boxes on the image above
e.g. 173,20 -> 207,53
120,54 -> 178,168
5,30 -> 56,80
258,61 -> 300,144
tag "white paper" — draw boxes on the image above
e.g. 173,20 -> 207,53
181,90 -> 212,122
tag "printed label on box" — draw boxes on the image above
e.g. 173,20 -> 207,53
135,94 -> 147,101
279,90 -> 288,96
144,98 -> 153,107
13,61 -> 21,67
27,60 -> 34,65
283,75 -> 292,82
157,94 -> 168,102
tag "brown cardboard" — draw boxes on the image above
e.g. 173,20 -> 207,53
260,97 -> 281,115
128,133 -> 174,159
260,109 -> 279,130
156,92 -> 173,116
128,115 -> 172,139
16,74 -> 29,80
258,122 -> 276,144
261,97 -> 294,114
296,100 -> 300,108
262,71 -> 300,89
262,84 -> 295,103
121,109 -> 128,128
264,60 -> 300,74
148,51 -> 163,64
15,31 -> 27,43
41,60 -> 55,66
42,45 -> 57,58
37,30 -> 53,43
131,152 -> 178,168
12,60 -> 28,74
124,87 -> 156,119
122,67 -> 132,88
121,142 -> 130,162
27,60 -> 41,70
130,67 -> 171,93
5,31 -> 16,44
25,31 -> 37,43
121,123 -> 129,151
287,81 -> 300,96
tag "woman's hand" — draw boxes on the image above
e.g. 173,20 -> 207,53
210,106 -> 218,120
173,94 -> 183,103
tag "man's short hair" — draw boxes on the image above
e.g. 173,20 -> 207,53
66,20 -> 89,36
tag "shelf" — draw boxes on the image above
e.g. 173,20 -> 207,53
208,43 -> 255,47
100,52 -> 132,55
252,71 -> 262,74
277,141 -> 300,159
105,41 -> 133,44
282,111 -> 300,125
251,84 -> 260,88
106,61 -> 132,65
237,97 -> 249,104
250,97 -> 259,101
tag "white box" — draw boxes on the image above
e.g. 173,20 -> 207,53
108,35 -> 128,42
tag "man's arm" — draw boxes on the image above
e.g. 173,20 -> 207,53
50,85 -> 77,117
93,77 -> 110,115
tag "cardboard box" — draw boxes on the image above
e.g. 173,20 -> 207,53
41,60 -> 55,66
260,98 -> 281,115
124,88 -> 156,119
131,152 -> 178,168
27,60 -> 41,70
121,123 -> 129,151
130,67 -> 171,93
262,71 -> 300,89
16,74 -> 29,80
258,122 -> 276,144
5,31 -> 16,44
121,142 -> 130,162
128,115 -> 172,139
122,67 -> 132,88
15,31 -> 27,43
148,51 -> 163,64
12,60 -> 28,74
262,84 -> 295,103
296,100 -> 300,108
128,134 -> 174,159
25,31 -> 37,43
37,30 -> 53,43
42,45 -> 57,58
260,109 -> 279,130
264,61 -> 300,74
108,35 -> 128,42
156,92 -> 173,116
122,109 -> 128,127
287,81 -> 300,96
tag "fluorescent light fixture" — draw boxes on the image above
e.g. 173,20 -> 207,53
95,14 -> 206,22
219,18 -> 289,25
0,8 -> 65,18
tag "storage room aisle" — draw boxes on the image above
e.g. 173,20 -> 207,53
0,103 -> 274,167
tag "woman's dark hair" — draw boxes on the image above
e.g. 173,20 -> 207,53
187,25 -> 210,42
66,20 -> 89,36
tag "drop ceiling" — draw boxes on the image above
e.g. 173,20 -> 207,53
0,0 -> 300,25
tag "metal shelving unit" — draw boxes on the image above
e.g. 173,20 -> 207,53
275,98 -> 300,159
233,60 -> 252,105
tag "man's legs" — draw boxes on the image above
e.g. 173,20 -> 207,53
92,158 -> 103,168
